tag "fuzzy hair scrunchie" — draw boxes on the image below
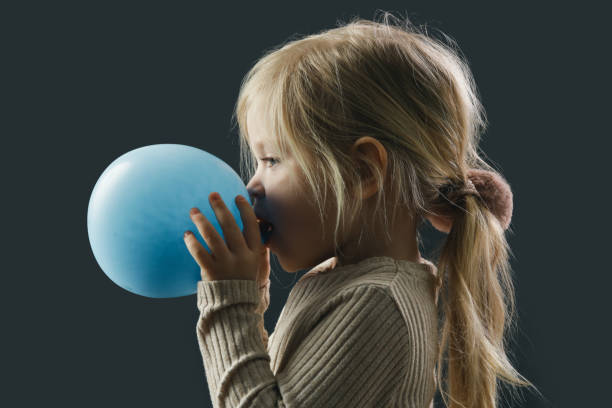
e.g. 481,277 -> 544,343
467,169 -> 513,230
427,169 -> 513,233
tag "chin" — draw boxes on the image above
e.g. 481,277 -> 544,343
278,260 -> 301,273
273,253 -> 305,273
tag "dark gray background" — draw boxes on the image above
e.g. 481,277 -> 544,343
5,1 -> 608,407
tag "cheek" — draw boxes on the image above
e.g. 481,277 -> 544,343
289,203 -> 329,245
274,197 -> 318,242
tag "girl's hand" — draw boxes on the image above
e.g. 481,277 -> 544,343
184,192 -> 269,286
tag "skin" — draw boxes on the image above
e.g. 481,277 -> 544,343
185,193 -> 271,286
245,103 -> 424,273
426,213 -> 453,234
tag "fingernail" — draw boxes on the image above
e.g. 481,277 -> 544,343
190,208 -> 200,215
184,231 -> 192,238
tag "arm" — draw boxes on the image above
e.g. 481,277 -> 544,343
196,279 -> 274,408
196,280 -> 409,407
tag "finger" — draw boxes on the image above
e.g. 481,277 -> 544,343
235,194 -> 263,251
190,206 -> 229,260
208,192 -> 247,253
184,230 -> 213,271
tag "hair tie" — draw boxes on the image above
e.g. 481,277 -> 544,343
430,169 -> 513,232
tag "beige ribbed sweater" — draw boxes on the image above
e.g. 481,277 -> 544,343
196,255 -> 440,408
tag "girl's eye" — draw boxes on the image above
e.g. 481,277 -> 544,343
261,157 -> 278,167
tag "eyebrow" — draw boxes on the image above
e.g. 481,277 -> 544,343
250,139 -> 267,155
249,137 -> 279,156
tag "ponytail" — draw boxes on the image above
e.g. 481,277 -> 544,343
431,181 -> 541,408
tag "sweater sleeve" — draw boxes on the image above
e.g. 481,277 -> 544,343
196,281 -> 409,407
196,279 -> 273,408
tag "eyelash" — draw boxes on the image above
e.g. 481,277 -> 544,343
261,157 -> 278,167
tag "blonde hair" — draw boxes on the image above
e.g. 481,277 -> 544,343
231,10 -> 541,408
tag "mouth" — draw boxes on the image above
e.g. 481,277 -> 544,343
257,218 -> 275,245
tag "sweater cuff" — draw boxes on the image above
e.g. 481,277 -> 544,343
196,279 -> 260,313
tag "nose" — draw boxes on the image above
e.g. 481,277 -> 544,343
246,176 -> 264,204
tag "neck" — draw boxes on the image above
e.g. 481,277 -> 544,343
335,209 -> 421,267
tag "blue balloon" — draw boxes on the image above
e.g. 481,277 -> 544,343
87,144 -> 265,299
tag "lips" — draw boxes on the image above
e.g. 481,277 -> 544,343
256,217 -> 274,244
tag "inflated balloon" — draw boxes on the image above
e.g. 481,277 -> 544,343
87,144 -> 265,298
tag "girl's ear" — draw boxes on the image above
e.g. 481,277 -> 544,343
349,136 -> 388,200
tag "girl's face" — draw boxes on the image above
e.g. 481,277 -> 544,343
245,105 -> 342,272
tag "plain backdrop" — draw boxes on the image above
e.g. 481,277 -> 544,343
4,1 -> 608,407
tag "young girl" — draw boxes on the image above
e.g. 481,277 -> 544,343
191,12 -> 539,408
